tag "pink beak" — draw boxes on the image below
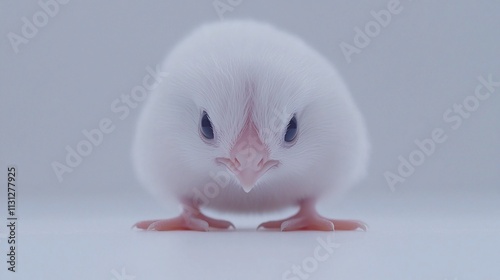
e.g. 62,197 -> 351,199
216,121 -> 279,193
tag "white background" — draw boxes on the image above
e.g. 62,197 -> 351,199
1,1 -> 499,279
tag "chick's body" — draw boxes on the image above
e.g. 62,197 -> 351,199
133,21 -> 369,231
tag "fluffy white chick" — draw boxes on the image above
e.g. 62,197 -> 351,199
132,20 -> 369,231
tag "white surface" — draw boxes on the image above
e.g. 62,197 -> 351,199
1,191 -> 500,280
1,0 -> 499,279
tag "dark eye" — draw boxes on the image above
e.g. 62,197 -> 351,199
200,111 -> 214,140
284,115 -> 298,143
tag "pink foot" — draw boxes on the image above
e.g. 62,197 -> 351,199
258,200 -> 367,231
133,206 -> 234,231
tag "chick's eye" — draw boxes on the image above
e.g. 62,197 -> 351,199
284,116 -> 297,143
200,111 -> 214,140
